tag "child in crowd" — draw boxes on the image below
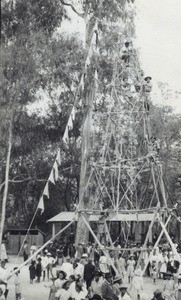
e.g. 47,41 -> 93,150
13,268 -> 23,300
29,260 -> 36,284
36,257 -> 42,283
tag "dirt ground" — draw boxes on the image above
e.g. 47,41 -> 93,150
5,255 -> 165,300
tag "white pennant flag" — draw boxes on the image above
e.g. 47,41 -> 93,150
53,161 -> 59,181
80,74 -> 84,91
56,149 -> 61,165
63,126 -> 69,144
38,196 -> 44,214
49,170 -> 55,185
68,115 -> 73,130
43,182 -> 49,199
85,55 -> 90,66
71,106 -> 75,121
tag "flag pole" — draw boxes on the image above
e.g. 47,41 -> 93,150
6,219 -> 75,281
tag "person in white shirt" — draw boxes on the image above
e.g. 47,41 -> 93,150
13,268 -> 22,300
0,243 -> 7,262
131,268 -> 143,300
30,243 -> 37,257
46,253 -> 55,280
99,253 -> 109,275
55,280 -> 71,300
60,256 -> 73,278
54,271 -> 66,292
0,261 -> 8,300
119,286 -> 131,300
73,259 -> 84,278
41,252 -> 48,281
70,279 -> 88,300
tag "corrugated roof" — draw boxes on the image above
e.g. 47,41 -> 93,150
47,211 -> 155,223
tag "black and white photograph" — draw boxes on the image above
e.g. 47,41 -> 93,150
0,1 -> 181,299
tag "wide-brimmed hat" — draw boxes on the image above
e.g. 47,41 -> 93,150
81,253 -> 88,258
113,275 -> 122,283
119,284 -> 128,290
144,76 -> 152,81
154,289 -> 162,297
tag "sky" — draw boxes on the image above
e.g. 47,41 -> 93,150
135,0 -> 181,112
29,1 -> 181,114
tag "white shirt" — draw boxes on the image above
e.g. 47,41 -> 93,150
70,287 -> 87,300
55,288 -> 71,299
73,263 -> 84,278
61,262 -> 73,278
119,293 -> 132,300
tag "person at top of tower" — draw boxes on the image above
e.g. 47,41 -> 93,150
143,76 -> 152,93
121,40 -> 133,65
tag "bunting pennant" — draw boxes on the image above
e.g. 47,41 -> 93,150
85,56 -> 90,66
53,161 -> 59,181
63,126 -> 69,144
38,196 -> 44,214
43,182 -> 49,198
68,115 -> 73,130
56,149 -> 61,165
49,170 -> 55,185
80,74 -> 84,91
95,69 -> 98,81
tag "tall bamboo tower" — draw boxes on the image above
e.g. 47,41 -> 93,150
75,0 -> 168,245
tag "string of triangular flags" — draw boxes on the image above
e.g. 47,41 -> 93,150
37,149 -> 61,213
62,19 -> 99,146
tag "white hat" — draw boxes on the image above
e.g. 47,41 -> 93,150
82,253 -> 88,258
47,252 -> 51,256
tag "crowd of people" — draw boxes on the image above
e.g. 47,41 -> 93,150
1,237 -> 181,300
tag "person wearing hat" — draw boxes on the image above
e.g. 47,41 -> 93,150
89,271 -> 103,298
47,253 -> 56,280
151,289 -> 164,300
36,257 -> 42,283
121,41 -> 133,65
83,258 -> 95,289
130,268 -> 143,300
112,276 -> 122,296
119,285 -> 131,300
101,273 -> 118,300
127,255 -> 135,283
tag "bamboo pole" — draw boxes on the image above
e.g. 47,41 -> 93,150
6,220 -> 75,281
81,214 -> 119,275
136,207 -> 159,268
141,215 -> 171,276
0,115 -> 13,250
158,217 -> 181,263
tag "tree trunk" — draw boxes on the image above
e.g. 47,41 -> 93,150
75,88 -> 94,246
0,115 -> 13,249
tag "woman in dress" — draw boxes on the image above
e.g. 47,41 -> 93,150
127,255 -> 135,283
